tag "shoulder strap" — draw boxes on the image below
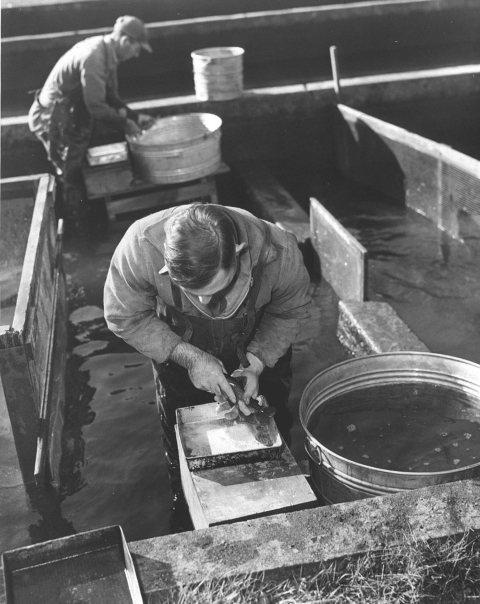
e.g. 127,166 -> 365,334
235,221 -> 272,367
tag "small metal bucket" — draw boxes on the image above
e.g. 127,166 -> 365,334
192,47 -> 244,101
299,352 -> 480,504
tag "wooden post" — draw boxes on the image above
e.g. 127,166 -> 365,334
330,45 -> 341,98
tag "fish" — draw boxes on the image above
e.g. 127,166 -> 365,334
221,374 -> 278,447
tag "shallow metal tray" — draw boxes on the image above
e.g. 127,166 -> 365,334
2,525 -> 142,604
176,402 -> 282,471
87,142 -> 129,166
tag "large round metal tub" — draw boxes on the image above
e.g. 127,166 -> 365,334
300,352 -> 480,504
127,113 -> 222,184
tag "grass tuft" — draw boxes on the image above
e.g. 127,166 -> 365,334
160,530 -> 480,604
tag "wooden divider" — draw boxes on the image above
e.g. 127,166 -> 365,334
310,197 -> 368,302
0,174 -> 67,487
334,103 -> 480,240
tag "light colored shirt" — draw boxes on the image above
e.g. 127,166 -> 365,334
30,34 -> 127,134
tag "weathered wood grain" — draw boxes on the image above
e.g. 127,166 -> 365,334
310,197 -> 368,302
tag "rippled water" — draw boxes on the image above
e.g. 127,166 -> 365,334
0,216 -> 345,554
2,167 -> 480,554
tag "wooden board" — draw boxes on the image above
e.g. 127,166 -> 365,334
310,197 -> 367,302
334,103 -> 480,240
0,173 -> 67,489
234,161 -> 310,245
104,179 -> 218,220
177,425 -> 317,529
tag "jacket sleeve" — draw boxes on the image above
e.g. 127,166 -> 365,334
103,224 -> 183,363
81,51 -> 127,131
246,231 -> 312,368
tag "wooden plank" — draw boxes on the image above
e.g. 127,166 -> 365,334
105,180 -> 217,220
35,222 -> 66,484
0,346 -> 38,485
234,162 -> 310,245
83,161 -> 134,199
12,174 -> 53,335
310,197 -> 368,302
47,265 -> 67,488
190,444 -> 317,528
334,103 -> 480,240
85,161 -> 230,201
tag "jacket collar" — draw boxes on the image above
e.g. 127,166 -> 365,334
143,206 -> 277,318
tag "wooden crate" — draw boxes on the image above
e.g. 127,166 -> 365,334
0,174 -> 67,488
176,420 -> 318,529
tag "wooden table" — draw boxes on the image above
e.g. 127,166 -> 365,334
83,160 -> 230,220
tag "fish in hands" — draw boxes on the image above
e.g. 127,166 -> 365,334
216,374 -> 276,421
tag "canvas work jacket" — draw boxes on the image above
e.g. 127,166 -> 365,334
30,34 -> 130,135
104,206 -> 312,369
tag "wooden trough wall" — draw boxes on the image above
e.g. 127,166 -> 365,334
3,0 -> 480,115
0,174 -> 67,487
334,103 -> 480,240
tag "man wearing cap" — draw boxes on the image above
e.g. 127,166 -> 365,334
28,15 -> 154,238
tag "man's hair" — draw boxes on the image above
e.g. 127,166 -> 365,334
164,204 -> 237,289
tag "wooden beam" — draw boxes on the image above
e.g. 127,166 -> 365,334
234,162 -> 310,245
334,103 -> 480,240
310,197 -> 368,302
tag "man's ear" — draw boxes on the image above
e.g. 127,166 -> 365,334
235,242 -> 246,255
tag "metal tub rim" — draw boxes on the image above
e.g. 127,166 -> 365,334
300,352 -> 480,490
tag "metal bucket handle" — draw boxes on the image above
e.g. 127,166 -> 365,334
305,436 -> 330,468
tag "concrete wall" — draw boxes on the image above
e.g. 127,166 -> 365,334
1,0 -> 380,36
3,0 -> 480,115
3,65 -> 480,181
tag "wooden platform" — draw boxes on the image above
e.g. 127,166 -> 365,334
176,424 -> 318,529
83,161 -> 229,220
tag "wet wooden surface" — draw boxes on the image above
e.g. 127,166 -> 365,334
310,197 -> 368,303
177,424 -> 317,529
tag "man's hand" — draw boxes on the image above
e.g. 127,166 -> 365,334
169,341 -> 236,404
231,352 -> 265,406
137,113 -> 155,128
125,118 -> 143,138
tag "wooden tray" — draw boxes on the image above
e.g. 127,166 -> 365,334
176,402 -> 282,470
2,526 -> 142,604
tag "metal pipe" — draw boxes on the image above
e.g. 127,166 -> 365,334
330,45 -> 341,97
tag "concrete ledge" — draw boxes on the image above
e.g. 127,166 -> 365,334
337,300 -> 430,356
4,64 -> 480,180
129,478 -> 480,600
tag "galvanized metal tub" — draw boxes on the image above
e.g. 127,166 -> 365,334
127,113 -> 222,184
191,47 -> 244,101
299,352 -> 480,504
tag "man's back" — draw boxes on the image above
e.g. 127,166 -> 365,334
39,35 -> 110,107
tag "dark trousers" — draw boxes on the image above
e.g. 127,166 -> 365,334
35,98 -> 92,231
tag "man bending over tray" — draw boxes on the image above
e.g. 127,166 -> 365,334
104,203 -> 311,530
28,15 -> 153,239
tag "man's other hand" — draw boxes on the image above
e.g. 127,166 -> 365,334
125,118 -> 143,138
138,113 -> 154,128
